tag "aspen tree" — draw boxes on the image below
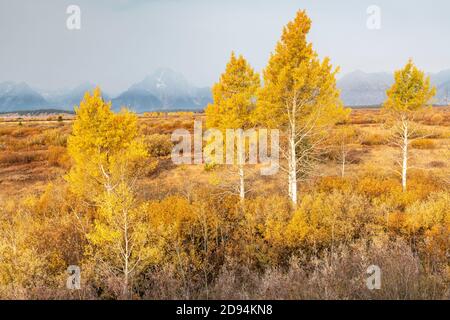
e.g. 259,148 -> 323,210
256,11 -> 345,206
66,89 -> 156,298
205,52 -> 260,201
384,59 -> 436,192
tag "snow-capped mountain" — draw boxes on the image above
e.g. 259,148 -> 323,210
0,82 -> 48,112
2,68 -> 449,112
0,70 -> 212,113
112,68 -> 212,112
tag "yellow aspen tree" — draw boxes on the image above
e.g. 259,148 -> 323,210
66,88 -> 148,199
205,52 -> 260,201
66,88 -> 156,299
86,184 -> 159,299
384,59 -> 436,192
256,10 -> 346,206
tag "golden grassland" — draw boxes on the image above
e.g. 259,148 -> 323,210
0,107 -> 449,299
0,108 -> 448,199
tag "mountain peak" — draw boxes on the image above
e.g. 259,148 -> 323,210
113,69 -> 212,112
0,81 -> 47,112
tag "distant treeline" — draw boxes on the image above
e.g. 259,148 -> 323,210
0,109 -> 75,116
2,104 -> 448,116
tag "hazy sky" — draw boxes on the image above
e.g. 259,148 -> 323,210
1,0 -> 450,95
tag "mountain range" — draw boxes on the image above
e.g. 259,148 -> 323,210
1,68 -> 450,113
39,83 -> 112,110
337,70 -> 450,106
0,69 -> 212,113
0,82 -> 48,112
111,68 -> 212,113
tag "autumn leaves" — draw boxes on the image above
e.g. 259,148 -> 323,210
205,10 -> 347,206
205,10 -> 437,206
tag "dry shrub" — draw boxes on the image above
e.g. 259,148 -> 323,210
0,151 -> 44,165
321,145 -> 365,164
209,237 -> 448,300
146,134 -> 173,158
347,109 -> 382,125
404,192 -> 449,233
285,191 -> 376,251
140,123 -> 156,135
141,265 -> 191,300
383,171 -> 444,209
361,132 -> 388,146
44,129 -> 68,147
346,149 -> 366,164
47,146 -> 71,169
422,225 -> 450,273
27,134 -> 47,147
180,120 -> 194,131
158,120 -> 185,134
316,176 -> 353,193
428,161 -> 446,168
0,131 -> 27,151
0,127 -> 15,136
414,127 -> 449,139
10,127 -> 40,138
0,183 -> 88,300
426,113 -> 444,125
356,176 -> 401,198
411,139 -> 437,150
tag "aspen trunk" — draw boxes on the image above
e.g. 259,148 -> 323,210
238,163 -> 245,201
288,129 -> 298,206
402,120 -> 408,192
288,169 -> 292,199
123,209 -> 130,299
123,263 -> 129,299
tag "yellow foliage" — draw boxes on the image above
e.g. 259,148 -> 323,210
66,88 -> 148,199
384,59 -> 436,115
285,191 -> 373,249
206,52 -> 260,131
256,10 -> 347,129
86,183 -> 161,286
404,192 -> 450,233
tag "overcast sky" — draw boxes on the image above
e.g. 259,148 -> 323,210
1,0 -> 449,95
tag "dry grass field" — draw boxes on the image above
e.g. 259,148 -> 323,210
1,108 -> 448,200
0,107 -> 448,300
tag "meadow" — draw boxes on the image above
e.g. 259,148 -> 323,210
0,106 -> 448,299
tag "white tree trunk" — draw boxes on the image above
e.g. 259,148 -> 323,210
402,120 -> 408,192
288,129 -> 298,206
238,163 -> 245,201
237,138 -> 246,202
123,208 -> 130,299
288,169 -> 292,200
123,259 -> 129,299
